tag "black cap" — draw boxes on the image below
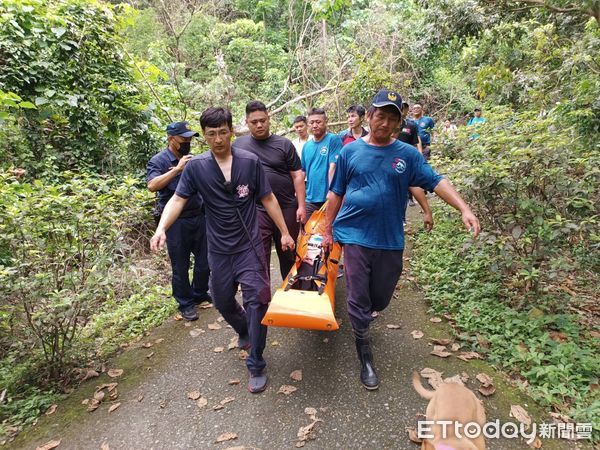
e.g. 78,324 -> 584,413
166,121 -> 199,137
372,89 -> 403,115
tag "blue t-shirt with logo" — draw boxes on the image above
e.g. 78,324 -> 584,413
467,117 -> 486,126
416,116 -> 435,145
330,139 -> 442,250
301,132 -> 343,203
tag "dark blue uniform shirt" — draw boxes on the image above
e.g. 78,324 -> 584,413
175,149 -> 272,254
146,148 -> 203,217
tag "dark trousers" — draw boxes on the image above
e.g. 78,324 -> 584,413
165,215 -> 210,311
343,244 -> 404,331
305,201 -> 325,223
208,246 -> 270,375
258,207 -> 299,280
422,145 -> 431,160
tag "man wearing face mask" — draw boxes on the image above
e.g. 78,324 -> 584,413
147,121 -> 211,321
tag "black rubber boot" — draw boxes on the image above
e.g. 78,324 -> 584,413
354,329 -> 379,390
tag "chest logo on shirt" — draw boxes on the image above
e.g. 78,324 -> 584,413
236,184 -> 250,198
391,157 -> 407,174
319,146 -> 328,155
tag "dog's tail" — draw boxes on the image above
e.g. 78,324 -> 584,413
412,371 -> 435,400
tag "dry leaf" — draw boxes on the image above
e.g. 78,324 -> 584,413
213,346 -> 225,353
45,404 -> 57,416
107,368 -> 123,378
420,368 -> 444,389
529,437 -> 542,448
451,343 -> 462,352
217,317 -> 225,322
295,442 -> 305,448
406,427 -> 423,444
228,379 -> 240,385
304,407 -> 317,416
386,324 -> 401,329
159,399 -> 167,409
142,342 -> 153,348
215,432 -> 238,443
87,398 -> 101,412
108,403 -> 121,413
510,405 -> 532,428
101,443 -> 110,450
174,313 -> 183,321
290,370 -> 303,382
197,398 -> 208,408
278,385 -> 297,395
96,382 -> 118,393
213,404 -> 225,411
430,345 -> 452,358
81,369 -> 100,381
443,375 -> 465,386
457,351 -> 482,361
155,338 -> 164,344
430,338 -> 452,346
93,391 -> 106,402
460,372 -> 470,382
228,337 -> 238,350
238,350 -> 248,360
476,373 -> 493,386
297,419 -> 321,441
271,340 -> 280,346
146,352 -> 155,359
220,397 -> 235,405
188,390 -> 201,400
137,394 -> 144,402
109,389 -> 119,401
411,330 -> 424,339
429,317 -> 442,323
81,399 -> 89,405
549,412 -> 571,424
478,385 -> 496,396
208,322 -> 222,330
36,439 -> 61,450
198,302 -> 213,309
190,328 -> 204,337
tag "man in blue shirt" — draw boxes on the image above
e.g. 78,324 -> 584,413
467,108 -> 486,126
323,90 -> 481,390
412,103 -> 435,160
147,121 -> 211,322
151,108 -> 295,393
301,108 -> 343,221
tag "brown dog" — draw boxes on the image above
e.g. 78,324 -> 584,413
412,371 -> 487,450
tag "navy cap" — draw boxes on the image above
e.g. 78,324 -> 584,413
372,89 -> 403,115
166,121 -> 199,137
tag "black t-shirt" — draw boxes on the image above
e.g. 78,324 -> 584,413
232,134 -> 301,209
175,149 -> 272,254
397,119 -> 419,147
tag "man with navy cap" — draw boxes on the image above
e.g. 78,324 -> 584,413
322,90 -> 480,390
147,121 -> 211,321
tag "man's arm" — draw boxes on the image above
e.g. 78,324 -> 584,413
433,179 -> 480,237
260,193 -> 295,250
150,194 -> 188,251
290,169 -> 306,223
147,155 -> 192,192
327,163 -> 336,186
322,191 -> 344,252
409,187 -> 432,231
416,135 -> 423,154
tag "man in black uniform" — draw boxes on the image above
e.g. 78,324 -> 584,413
233,101 -> 306,280
147,121 -> 211,321
151,108 -> 294,393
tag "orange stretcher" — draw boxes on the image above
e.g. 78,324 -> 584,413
261,203 -> 342,331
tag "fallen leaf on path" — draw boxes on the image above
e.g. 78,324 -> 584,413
214,347 -> 225,353
109,389 -> 119,401
208,322 -> 222,330
36,440 -> 61,450
184,322 -> 191,327
406,427 -> 423,443
228,379 -> 240,385
443,375 -> 465,386
108,403 -> 121,413
411,330 -> 424,339
94,391 -> 105,402
198,302 -> 213,309
297,419 -> 321,442
213,404 -> 225,410
529,437 -> 542,448
420,368 -> 444,389
87,398 -> 101,412
295,442 -> 305,448
510,405 -> 532,429
107,369 -> 123,378
430,338 -> 452,346
290,370 -> 303,381
190,328 -> 204,337
461,372 -> 469,382
174,313 -> 183,321
478,385 -> 496,396
146,352 -> 154,359
278,385 -> 297,395
386,324 -> 401,329
217,317 -> 225,322
549,412 -> 571,424
304,407 -> 317,416
188,390 -> 201,400
81,369 -> 99,381
457,352 -> 482,361
228,337 -> 238,350
429,317 -> 442,323
197,398 -> 208,408
159,399 -> 167,409
142,342 -> 153,348
271,341 -> 280,346
45,404 -> 57,416
430,345 -> 452,358
101,443 -> 109,450
451,343 -> 462,352
155,338 -> 164,344
238,350 -> 248,360
215,432 -> 238,443
476,373 -> 493,386
220,397 -> 235,405
95,383 -> 118,393
137,394 -> 144,402
81,399 -> 89,405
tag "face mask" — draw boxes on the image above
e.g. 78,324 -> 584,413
178,141 -> 191,155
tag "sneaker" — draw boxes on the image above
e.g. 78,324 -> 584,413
247,371 -> 268,393
180,307 -> 199,321
194,294 -> 212,304
237,334 -> 251,350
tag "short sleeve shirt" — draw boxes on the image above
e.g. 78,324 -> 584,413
416,116 -> 435,145
232,134 -> 301,209
146,148 -> 203,217
397,119 -> 419,147
301,132 -> 343,203
175,149 -> 272,254
330,139 -> 442,250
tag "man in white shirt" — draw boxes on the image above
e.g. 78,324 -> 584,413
291,115 -> 310,158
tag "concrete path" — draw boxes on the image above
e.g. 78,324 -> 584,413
14,209 -> 585,450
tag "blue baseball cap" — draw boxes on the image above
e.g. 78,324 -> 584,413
372,89 -> 403,115
166,121 -> 199,137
